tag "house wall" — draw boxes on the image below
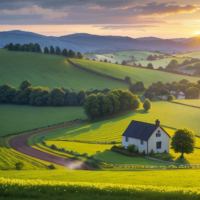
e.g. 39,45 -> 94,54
148,127 -> 170,153
122,136 -> 147,153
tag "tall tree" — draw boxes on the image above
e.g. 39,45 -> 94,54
49,87 -> 65,106
50,46 -> 55,54
77,52 -> 83,59
68,49 -> 75,57
171,128 -> 196,158
44,47 -> 49,53
55,46 -> 61,55
147,63 -> 154,69
62,49 -> 68,56
8,43 -> 14,51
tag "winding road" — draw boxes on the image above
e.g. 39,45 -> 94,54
9,123 -> 93,170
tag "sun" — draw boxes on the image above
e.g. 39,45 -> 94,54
196,31 -> 200,35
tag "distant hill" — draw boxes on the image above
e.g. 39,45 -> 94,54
0,30 -> 200,54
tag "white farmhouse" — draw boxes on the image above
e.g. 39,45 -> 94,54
170,91 -> 185,99
122,120 -> 171,154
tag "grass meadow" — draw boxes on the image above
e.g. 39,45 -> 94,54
0,104 -> 87,137
177,51 -> 200,59
71,59 -> 199,86
30,101 -> 200,164
0,177 -> 200,200
172,99 -> 200,107
0,50 -> 127,91
134,57 -> 189,69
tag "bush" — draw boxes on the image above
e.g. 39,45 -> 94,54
167,94 -> 175,101
50,144 -> 58,150
41,141 -> 46,145
143,99 -> 152,111
15,161 -> 24,170
127,144 -> 136,153
149,149 -> 155,156
84,160 -> 99,168
49,164 -> 56,170
141,150 -> 146,156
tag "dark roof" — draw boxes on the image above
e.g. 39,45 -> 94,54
122,120 -> 164,141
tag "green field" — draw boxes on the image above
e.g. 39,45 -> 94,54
0,104 -> 86,137
0,50 -> 127,91
30,101 -> 200,164
172,99 -> 200,107
71,59 -> 198,86
134,57 -> 189,69
177,51 -> 200,59
83,51 -> 166,64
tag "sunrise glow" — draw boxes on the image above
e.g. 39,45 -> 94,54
196,31 -> 200,35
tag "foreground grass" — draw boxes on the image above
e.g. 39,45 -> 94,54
0,50 -> 127,90
1,169 -> 200,187
71,59 -> 198,86
0,104 -> 86,137
0,178 -> 200,200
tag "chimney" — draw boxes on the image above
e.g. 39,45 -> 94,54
156,119 -> 160,126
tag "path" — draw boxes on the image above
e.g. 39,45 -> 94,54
9,122 -> 93,170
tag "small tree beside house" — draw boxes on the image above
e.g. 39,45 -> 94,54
171,128 -> 196,158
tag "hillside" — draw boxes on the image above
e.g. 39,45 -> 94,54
0,50 -> 127,91
177,51 -> 200,59
71,59 -> 199,86
1,30 -> 200,54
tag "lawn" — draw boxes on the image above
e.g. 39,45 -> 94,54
0,104 -> 86,137
71,59 -> 198,86
0,50 -> 127,91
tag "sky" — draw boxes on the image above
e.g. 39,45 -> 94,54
0,0 -> 200,38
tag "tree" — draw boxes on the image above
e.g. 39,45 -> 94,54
167,59 -> 179,70
124,76 -> 132,84
65,92 -> 78,106
77,52 -> 83,59
97,93 -> 113,116
3,44 -> 8,49
44,47 -> 49,53
62,49 -> 68,56
13,89 -> 27,104
167,94 -> 176,101
35,43 -> 41,52
13,43 -> 21,51
171,128 -> 196,158
83,94 -> 100,119
8,43 -> 14,51
186,87 -> 199,99
50,46 -> 55,54
104,59 -> 107,62
0,84 -> 16,103
49,87 -> 65,106
147,63 -> 154,69
55,46 -> 61,55
121,60 -> 127,65
19,80 -> 31,90
129,82 -> 146,93
68,49 -> 75,58
143,99 -> 152,111
160,88 -> 170,96
179,79 -> 189,84
155,81 -> 164,91
146,55 -> 155,61
77,90 -> 87,105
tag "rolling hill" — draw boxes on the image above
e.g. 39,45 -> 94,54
1,30 -> 200,54
71,59 -> 199,86
0,50 -> 127,91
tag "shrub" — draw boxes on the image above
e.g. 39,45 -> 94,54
84,160 -> 99,168
50,144 -> 58,150
167,94 -> 175,101
143,99 -> 152,111
127,144 -> 136,153
141,150 -> 146,156
41,141 -> 46,145
149,149 -> 155,156
15,161 -> 24,170
49,164 -> 56,170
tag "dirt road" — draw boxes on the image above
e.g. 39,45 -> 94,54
9,122 -> 93,170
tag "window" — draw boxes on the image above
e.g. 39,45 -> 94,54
125,136 -> 129,142
141,140 -> 144,145
156,130 -> 161,137
156,141 -> 162,149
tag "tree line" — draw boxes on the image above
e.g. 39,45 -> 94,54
0,80 -> 111,106
145,79 -> 200,100
4,43 -> 83,58
83,89 -> 141,119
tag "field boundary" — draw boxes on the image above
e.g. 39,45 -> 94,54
68,58 -> 126,83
